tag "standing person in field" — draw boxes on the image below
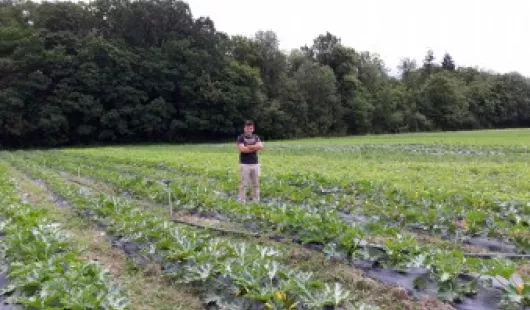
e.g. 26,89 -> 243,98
236,120 -> 264,203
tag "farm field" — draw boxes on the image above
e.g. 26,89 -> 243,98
0,129 -> 529,310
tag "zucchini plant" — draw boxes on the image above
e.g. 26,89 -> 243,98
0,164 -> 130,310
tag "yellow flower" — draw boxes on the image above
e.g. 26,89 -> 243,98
515,283 -> 524,294
289,302 -> 300,309
265,302 -> 272,310
274,291 -> 286,300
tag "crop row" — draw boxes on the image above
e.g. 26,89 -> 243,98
2,155 -> 377,310
14,152 -> 530,308
108,152 -> 527,251
20,151 -> 472,254
63,145 -> 530,204
0,162 -> 130,309
129,141 -> 530,160
258,143 -> 530,157
49,149 -> 530,221
22,151 -> 528,260
28,151 -> 530,254
201,141 -> 530,156
48,148 -> 530,224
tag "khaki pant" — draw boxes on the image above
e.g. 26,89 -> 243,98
239,164 -> 260,203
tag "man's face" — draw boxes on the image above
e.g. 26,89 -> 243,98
244,125 -> 254,136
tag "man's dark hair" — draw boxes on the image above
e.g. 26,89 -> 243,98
244,120 -> 254,127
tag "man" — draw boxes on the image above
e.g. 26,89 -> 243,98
236,120 -> 263,203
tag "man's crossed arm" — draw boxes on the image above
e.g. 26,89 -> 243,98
237,141 -> 264,153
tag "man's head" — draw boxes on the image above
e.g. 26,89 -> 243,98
244,120 -> 254,136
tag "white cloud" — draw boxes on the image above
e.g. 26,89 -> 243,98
188,0 -> 530,76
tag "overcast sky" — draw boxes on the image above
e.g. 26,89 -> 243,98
187,0 -> 530,76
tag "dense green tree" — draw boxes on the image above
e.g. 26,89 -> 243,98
423,49 -> 435,76
0,0 -> 528,148
293,61 -> 341,136
253,30 -> 286,99
421,71 -> 470,130
490,73 -> 530,128
441,53 -> 456,71
301,31 -> 341,65
372,79 -> 409,133
398,57 -> 418,87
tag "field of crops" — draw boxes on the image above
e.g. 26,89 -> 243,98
0,129 -> 529,310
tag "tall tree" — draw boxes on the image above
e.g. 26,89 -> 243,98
422,49 -> 435,76
441,53 -> 456,71
1,0 -> 529,148
253,30 -> 286,99
302,31 -> 341,66
398,58 -> 417,78
421,71 -> 470,130
293,61 -> 341,136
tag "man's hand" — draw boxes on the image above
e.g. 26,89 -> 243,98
248,142 -> 263,151
238,143 -> 254,153
237,142 -> 263,153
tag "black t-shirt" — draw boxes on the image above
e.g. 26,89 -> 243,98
237,134 -> 261,164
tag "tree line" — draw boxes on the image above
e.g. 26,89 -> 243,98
1,0 -> 529,148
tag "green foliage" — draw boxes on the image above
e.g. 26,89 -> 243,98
9,141 -> 530,308
5,155 -> 365,310
1,0 -> 529,147
441,53 -> 456,71
0,164 -> 130,309
421,71 -> 470,130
